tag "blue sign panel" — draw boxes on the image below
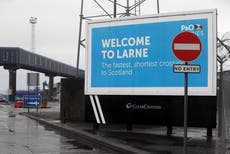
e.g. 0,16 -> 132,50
86,10 -> 217,95
23,95 -> 42,108
92,19 -> 208,87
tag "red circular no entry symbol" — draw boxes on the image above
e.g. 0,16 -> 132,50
172,32 -> 202,62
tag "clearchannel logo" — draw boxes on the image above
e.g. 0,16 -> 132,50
181,24 -> 204,36
126,103 -> 162,110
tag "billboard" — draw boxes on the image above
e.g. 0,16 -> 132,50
85,9 -> 217,96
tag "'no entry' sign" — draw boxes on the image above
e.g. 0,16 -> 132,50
172,32 -> 202,62
172,32 -> 202,154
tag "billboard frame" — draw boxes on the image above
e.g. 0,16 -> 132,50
85,9 -> 217,96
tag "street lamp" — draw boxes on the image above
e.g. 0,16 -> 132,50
28,17 -> 39,112
29,17 -> 37,52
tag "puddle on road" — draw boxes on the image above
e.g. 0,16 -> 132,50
66,140 -> 93,150
42,124 -> 94,151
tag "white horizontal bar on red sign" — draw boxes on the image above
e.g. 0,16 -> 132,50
174,43 -> 200,50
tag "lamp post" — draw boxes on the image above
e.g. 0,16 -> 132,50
29,17 -> 37,52
29,17 -> 39,112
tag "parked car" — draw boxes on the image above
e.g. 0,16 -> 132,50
0,94 -> 5,102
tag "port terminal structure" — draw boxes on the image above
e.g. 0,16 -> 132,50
0,47 -> 84,101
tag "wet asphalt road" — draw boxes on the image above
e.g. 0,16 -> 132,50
0,108 -> 112,154
1,102 -> 228,154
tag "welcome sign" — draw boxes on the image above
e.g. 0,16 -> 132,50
85,9 -> 217,96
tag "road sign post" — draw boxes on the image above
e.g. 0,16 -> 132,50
27,73 -> 40,113
184,62 -> 188,154
172,31 -> 202,154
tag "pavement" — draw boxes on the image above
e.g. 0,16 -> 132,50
1,101 -> 228,154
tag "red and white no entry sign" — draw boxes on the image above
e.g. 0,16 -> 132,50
172,32 -> 202,62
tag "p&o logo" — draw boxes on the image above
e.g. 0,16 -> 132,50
181,24 -> 204,36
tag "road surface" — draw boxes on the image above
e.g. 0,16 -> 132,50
0,104 -> 113,154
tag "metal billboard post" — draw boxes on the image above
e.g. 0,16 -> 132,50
89,95 -> 106,125
89,95 -> 100,124
76,0 -> 84,77
156,0 -> 160,14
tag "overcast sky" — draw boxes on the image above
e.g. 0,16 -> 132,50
0,0 -> 229,92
